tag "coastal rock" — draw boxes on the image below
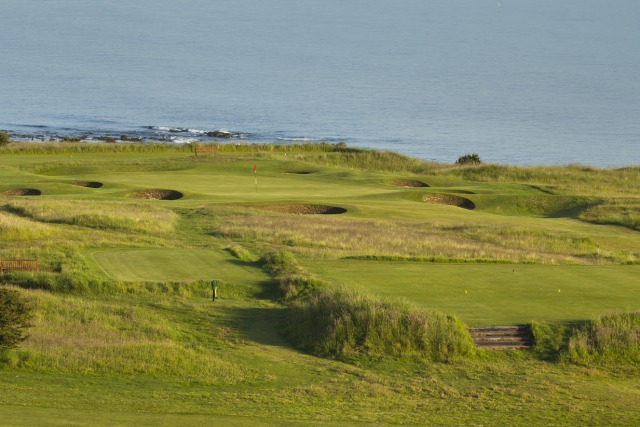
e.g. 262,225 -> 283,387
120,134 -> 143,142
206,131 -> 233,139
96,136 -> 117,143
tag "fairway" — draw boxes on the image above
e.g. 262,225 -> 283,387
91,248 -> 262,283
302,260 -> 640,325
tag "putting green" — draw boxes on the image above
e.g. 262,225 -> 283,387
91,248 -> 263,283
302,260 -> 640,325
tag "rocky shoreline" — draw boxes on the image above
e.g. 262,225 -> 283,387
1,126 -> 248,144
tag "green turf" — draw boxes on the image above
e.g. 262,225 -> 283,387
90,248 -> 264,283
301,260 -> 640,325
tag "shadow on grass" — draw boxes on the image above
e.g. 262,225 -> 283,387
226,306 -> 292,348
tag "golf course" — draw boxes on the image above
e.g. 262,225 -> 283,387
1,142 -> 639,425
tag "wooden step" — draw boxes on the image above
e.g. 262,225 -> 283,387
468,325 -> 533,350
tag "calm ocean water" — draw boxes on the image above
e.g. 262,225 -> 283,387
1,0 -> 639,166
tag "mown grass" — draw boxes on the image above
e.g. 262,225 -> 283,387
301,261 -> 640,326
1,144 -> 639,425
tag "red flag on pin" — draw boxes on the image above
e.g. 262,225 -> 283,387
253,165 -> 257,173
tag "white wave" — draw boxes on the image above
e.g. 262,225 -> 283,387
170,137 -> 197,144
276,137 -> 314,142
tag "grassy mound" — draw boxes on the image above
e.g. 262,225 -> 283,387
285,287 -> 475,361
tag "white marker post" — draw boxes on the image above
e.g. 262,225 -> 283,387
253,165 -> 257,192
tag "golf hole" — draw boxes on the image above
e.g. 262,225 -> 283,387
423,194 -> 475,210
256,204 -> 347,215
390,180 -> 429,188
127,189 -> 184,200
2,188 -> 42,196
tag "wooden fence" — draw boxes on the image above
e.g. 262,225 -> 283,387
0,259 -> 40,273
194,146 -> 218,156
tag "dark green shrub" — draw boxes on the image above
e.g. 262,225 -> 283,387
0,131 -> 10,146
0,287 -> 34,351
456,153 -> 482,165
226,243 -> 256,262
260,251 -> 299,272
260,251 -> 326,299
285,287 -> 475,362
565,311 -> 640,365
3,271 -> 118,294
531,321 -> 566,361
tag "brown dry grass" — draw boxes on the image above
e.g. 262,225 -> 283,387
215,213 -> 624,264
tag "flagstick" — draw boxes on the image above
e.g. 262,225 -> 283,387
254,165 -> 257,192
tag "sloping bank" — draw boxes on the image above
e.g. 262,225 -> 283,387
260,251 -> 475,362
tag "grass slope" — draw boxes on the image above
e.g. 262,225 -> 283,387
1,144 -> 639,425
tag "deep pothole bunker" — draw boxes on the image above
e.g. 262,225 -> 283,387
389,180 -> 429,188
423,194 -> 476,210
285,170 -> 317,175
2,188 -> 42,196
256,204 -> 347,215
72,181 -> 104,188
127,189 -> 184,200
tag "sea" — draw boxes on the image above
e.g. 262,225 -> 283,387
1,0 -> 639,167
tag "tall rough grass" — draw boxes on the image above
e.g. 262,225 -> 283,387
0,210 -> 54,240
565,311 -> 640,365
3,271 -> 213,297
0,140 -> 355,156
219,214 -> 629,264
262,251 -> 475,363
451,164 -> 640,197
6,199 -> 177,234
285,287 -> 475,362
1,289 -> 256,385
578,198 -> 640,231
261,251 -> 327,299
0,141 -> 190,155
530,321 -> 566,361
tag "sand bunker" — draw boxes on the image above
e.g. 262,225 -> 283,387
390,180 -> 429,188
2,188 -> 41,196
257,204 -> 347,215
72,181 -> 104,188
127,189 -> 183,200
423,194 -> 475,210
